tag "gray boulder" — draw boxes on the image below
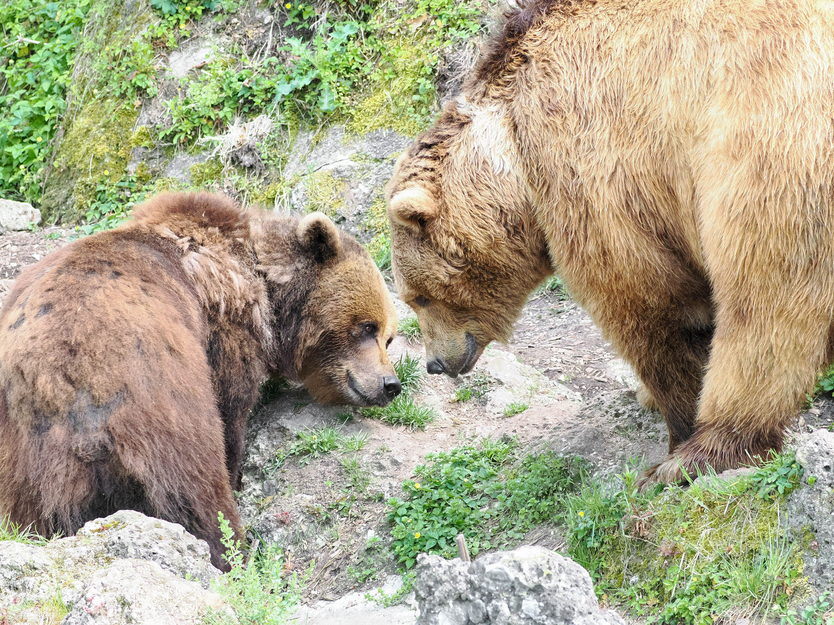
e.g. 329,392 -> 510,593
413,546 -> 625,625
62,559 -> 229,625
0,510 -> 223,623
788,429 -> 834,593
0,198 -> 40,231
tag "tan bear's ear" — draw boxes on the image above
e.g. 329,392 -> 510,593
298,212 -> 341,264
387,186 -> 438,232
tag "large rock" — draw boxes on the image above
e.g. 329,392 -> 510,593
788,429 -> 834,593
62,559 -> 228,625
0,510 -> 223,623
413,546 -> 626,625
0,199 -> 40,232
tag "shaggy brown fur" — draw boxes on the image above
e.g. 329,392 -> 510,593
386,0 -> 834,485
0,192 -> 399,569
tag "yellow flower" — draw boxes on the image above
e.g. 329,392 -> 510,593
414,532 -> 421,539
414,483 -> 421,490
578,511 -> 585,517
104,170 -> 109,175
36,137 -> 42,143
286,2 -> 291,7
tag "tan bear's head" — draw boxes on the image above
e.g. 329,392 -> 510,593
257,212 -> 401,406
385,100 -> 553,377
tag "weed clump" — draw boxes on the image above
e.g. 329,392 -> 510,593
387,438 -> 587,569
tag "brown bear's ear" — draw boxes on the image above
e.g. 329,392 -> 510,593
297,212 -> 341,264
387,186 -> 438,232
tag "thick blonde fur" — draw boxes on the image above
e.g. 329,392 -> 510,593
386,0 -> 834,484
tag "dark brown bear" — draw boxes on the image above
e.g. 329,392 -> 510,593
0,192 -> 400,569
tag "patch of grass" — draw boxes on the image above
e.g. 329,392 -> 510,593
341,432 -> 370,452
453,387 -> 473,402
0,516 -> 50,545
203,513 -> 304,625
75,173 -> 149,235
387,438 -> 587,569
394,353 -> 423,393
363,393 -> 437,430
341,454 -> 370,493
397,315 -> 422,342
269,426 -> 375,471
503,402 -> 529,417
369,234 -> 392,272
564,453 -> 809,624
361,353 -> 435,428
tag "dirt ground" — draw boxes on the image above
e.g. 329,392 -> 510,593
2,226 -> 832,613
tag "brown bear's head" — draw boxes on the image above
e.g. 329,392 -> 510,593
257,212 -> 401,406
385,99 -> 553,377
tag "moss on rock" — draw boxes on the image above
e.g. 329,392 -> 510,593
40,99 -> 138,224
348,40 -> 437,137
304,171 -> 346,218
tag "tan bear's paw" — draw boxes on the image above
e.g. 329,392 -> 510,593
637,457 -> 690,491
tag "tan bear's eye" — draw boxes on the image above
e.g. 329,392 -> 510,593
415,295 -> 430,307
363,322 -> 378,336
386,336 -> 393,348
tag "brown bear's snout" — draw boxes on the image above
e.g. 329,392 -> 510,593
383,375 -> 402,399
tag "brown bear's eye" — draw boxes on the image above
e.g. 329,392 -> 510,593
415,295 -> 430,307
363,322 -> 378,336
386,336 -> 393,348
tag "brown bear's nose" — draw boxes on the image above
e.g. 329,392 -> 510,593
383,376 -> 402,398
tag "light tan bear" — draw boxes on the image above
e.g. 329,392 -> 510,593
386,0 -> 834,485
0,192 -> 400,569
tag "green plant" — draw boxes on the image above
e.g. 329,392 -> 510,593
361,353 -> 435,429
369,234 -> 391,272
76,174 -> 148,235
749,452 -> 803,502
366,571 -> 416,607
535,275 -> 568,298
782,592 -> 834,625
0,0 -> 90,203
503,402 -> 529,417
397,315 -> 422,341
815,364 -> 834,395
285,426 -> 342,465
387,439 -> 586,568
203,513 -> 303,625
455,372 -> 492,402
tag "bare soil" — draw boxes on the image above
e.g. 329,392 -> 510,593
2,227 -> 832,613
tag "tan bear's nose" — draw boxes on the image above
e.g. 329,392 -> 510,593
383,376 -> 402,399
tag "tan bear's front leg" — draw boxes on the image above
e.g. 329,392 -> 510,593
643,293 -> 831,486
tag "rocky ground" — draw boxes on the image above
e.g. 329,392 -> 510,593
2,226 -> 834,625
